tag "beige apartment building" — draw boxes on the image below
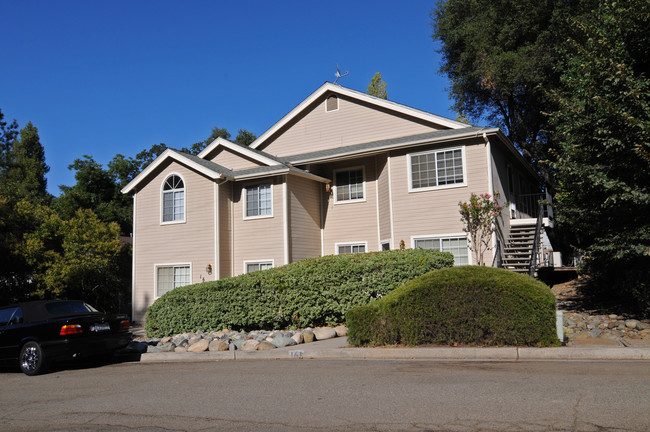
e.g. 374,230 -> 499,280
123,83 -> 551,322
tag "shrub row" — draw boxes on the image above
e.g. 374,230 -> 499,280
346,266 -> 560,347
145,249 -> 454,337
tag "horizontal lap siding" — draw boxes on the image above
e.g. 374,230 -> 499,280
376,154 -> 391,244
207,147 -> 266,171
259,96 -> 442,157
133,162 -> 215,322
389,140 -> 490,261
218,182 -> 233,279
232,180 -> 285,275
322,157 -> 378,255
288,176 -> 322,262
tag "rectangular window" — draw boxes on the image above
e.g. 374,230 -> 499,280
156,265 -> 191,297
245,184 -> 272,218
409,148 -> 464,190
334,167 -> 364,203
414,237 -> 469,266
337,243 -> 367,254
245,261 -> 274,273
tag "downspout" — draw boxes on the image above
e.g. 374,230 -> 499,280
483,132 -> 497,267
131,192 -> 137,322
283,176 -> 289,265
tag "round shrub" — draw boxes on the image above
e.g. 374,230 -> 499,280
145,249 -> 454,337
346,266 -> 559,347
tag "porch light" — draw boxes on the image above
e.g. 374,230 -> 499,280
206,264 -> 212,275
400,240 -> 405,250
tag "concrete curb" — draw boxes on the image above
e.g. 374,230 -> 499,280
136,337 -> 650,362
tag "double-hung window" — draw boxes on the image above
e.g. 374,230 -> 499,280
162,174 -> 185,223
409,148 -> 465,191
337,243 -> 367,254
334,167 -> 364,203
245,183 -> 272,218
245,261 -> 274,273
414,237 -> 469,266
156,265 -> 191,297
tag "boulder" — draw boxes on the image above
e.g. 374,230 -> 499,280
187,339 -> 210,352
271,335 -> 297,348
313,327 -> 337,341
174,346 -> 188,352
257,341 -> 275,351
291,332 -> 304,344
241,340 -> 260,351
625,320 -> 640,329
302,330 -> 315,343
334,325 -> 348,337
209,340 -> 229,351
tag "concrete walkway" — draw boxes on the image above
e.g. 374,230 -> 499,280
134,335 -> 650,363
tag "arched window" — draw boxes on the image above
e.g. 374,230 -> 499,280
162,174 -> 185,222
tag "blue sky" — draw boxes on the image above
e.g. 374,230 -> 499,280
1,1 -> 460,195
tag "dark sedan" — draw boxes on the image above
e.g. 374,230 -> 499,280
0,300 -> 132,375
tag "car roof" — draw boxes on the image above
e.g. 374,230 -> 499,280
1,300 -> 95,323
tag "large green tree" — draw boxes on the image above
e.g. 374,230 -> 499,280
3,122 -> 50,204
0,108 -> 19,178
552,0 -> 650,315
431,0 -> 595,185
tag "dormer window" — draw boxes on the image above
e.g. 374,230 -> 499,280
162,174 -> 185,223
326,95 -> 339,112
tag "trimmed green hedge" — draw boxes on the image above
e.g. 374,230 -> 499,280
346,266 -> 559,347
145,249 -> 454,337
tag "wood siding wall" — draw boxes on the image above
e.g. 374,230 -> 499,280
287,176 -> 322,262
388,139 -> 490,263
259,95 -> 443,157
132,162 -> 215,322
206,147 -> 266,171
231,178 -> 285,276
321,157 -> 379,255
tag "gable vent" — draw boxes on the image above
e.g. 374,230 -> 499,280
326,95 -> 339,112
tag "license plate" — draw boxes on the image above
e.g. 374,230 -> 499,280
90,323 -> 110,332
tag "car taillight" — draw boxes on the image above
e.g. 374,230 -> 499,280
120,320 -> 130,330
60,324 -> 83,335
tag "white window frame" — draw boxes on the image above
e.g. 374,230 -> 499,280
244,260 -> 274,274
407,147 -> 467,193
243,183 -> 274,220
411,234 -> 471,266
335,241 -> 368,255
160,173 -> 186,225
154,263 -> 192,298
333,166 -> 366,204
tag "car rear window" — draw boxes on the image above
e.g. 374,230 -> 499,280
45,301 -> 98,315
0,307 -> 23,326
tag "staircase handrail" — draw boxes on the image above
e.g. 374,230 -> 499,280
528,202 -> 544,277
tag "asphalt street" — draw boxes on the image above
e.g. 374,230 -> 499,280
1,358 -> 649,431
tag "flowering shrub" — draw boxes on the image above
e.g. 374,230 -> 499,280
459,193 -> 503,266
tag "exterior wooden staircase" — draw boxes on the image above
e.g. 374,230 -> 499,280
502,224 -> 537,274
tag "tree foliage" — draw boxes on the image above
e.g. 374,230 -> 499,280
431,0 -> 595,185
367,72 -> 388,99
552,0 -> 650,316
459,193 -> 503,266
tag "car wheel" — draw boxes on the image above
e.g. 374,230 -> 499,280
19,341 -> 49,376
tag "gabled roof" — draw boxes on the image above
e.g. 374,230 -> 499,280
197,137 -> 282,166
121,149 -> 233,194
249,82 -> 470,150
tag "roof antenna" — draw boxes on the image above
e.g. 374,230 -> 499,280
334,64 -> 349,84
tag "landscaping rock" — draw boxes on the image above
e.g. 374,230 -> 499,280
271,335 -> 297,348
257,341 -> 275,351
209,340 -> 229,351
303,330 -> 315,343
313,327 -> 337,340
187,339 -> 210,352
291,332 -> 304,344
625,320 -> 639,329
334,325 -> 348,337
241,340 -> 260,351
